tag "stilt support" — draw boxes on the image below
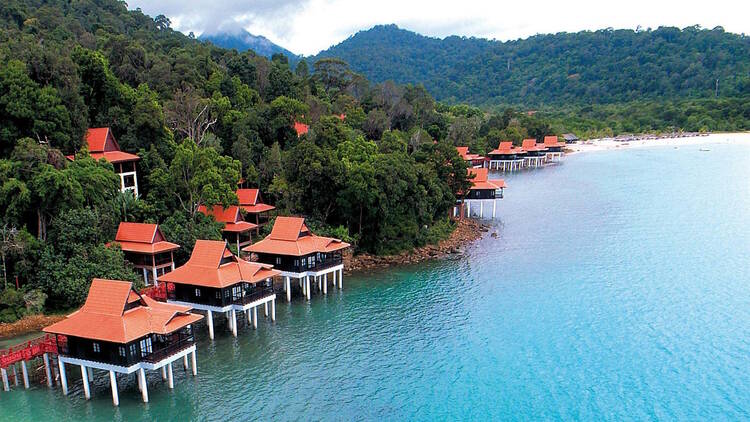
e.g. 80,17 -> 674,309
1,368 -> 9,392
207,309 -> 214,340
81,365 -> 91,399
21,360 -> 29,389
109,370 -> 119,406
191,351 -> 197,376
59,360 -> 68,395
285,277 -> 291,302
167,362 -> 174,389
139,368 -> 148,403
231,309 -> 238,337
43,353 -> 52,387
252,306 -> 258,329
271,299 -> 276,322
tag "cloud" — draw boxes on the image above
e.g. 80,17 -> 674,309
128,0 -> 750,56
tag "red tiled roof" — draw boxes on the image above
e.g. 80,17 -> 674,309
236,189 -> 277,214
198,205 -> 258,233
456,146 -> 485,162
543,135 -> 565,148
294,121 -> 309,136
244,216 -> 350,257
467,168 -> 507,190
85,128 -> 112,152
113,222 -> 179,255
522,139 -> 548,152
67,128 -> 139,164
488,141 -> 526,156
159,240 -> 280,288
43,279 -> 202,344
89,151 -> 140,163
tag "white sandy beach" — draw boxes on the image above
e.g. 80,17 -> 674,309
566,132 -> 750,155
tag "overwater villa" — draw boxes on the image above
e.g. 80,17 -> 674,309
542,135 -> 566,161
43,279 -> 202,406
158,240 -> 280,339
487,141 -> 527,171
243,217 -> 350,302
456,146 -> 487,168
236,189 -> 276,234
521,139 -> 548,168
112,222 -> 179,286
456,168 -> 507,219
67,128 -> 140,195
198,205 -> 258,252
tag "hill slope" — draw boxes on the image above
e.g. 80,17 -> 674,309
315,24 -> 750,106
200,29 -> 298,59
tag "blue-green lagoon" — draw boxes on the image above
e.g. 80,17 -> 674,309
2,142 -> 749,420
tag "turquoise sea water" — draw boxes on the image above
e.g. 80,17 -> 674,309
1,143 -> 749,420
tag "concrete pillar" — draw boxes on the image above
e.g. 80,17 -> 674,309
301,276 -> 307,296
252,306 -> 258,329
109,370 -> 119,406
271,299 -> 276,322
43,353 -> 52,387
338,269 -> 343,289
207,310 -> 214,340
480,201 -> 484,218
152,266 -> 158,286
11,365 -> 18,386
493,200 -> 497,218
59,360 -> 68,395
139,368 -> 148,403
161,366 -> 167,380
81,365 -> 91,399
264,301 -> 269,317
191,351 -> 197,376
467,200 -> 471,217
21,360 -> 29,389
323,273 -> 328,295
305,276 -> 311,301
142,267 -> 148,284
183,355 -> 189,370
87,366 -> 93,382
317,276 -> 322,292
1,368 -> 9,391
167,362 -> 174,389
231,309 -> 238,337
285,277 -> 291,302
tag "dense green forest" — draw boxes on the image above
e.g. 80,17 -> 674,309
0,0 -> 562,319
317,24 -> 750,105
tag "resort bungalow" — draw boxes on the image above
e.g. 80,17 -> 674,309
542,135 -> 566,161
521,139 -> 548,168
243,217 -> 350,302
456,146 -> 487,168
43,279 -> 202,405
487,141 -> 527,171
112,222 -> 179,286
563,133 -> 579,144
236,189 -> 276,233
158,240 -> 280,339
457,168 -> 507,219
198,205 -> 258,252
68,128 -> 140,195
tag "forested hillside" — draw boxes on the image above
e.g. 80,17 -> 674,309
0,0 -> 563,318
200,29 -> 299,61
316,24 -> 750,105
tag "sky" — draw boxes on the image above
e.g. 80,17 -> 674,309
128,0 -> 750,56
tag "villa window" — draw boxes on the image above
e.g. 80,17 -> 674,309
140,338 -> 153,357
195,288 -> 201,297
118,346 -> 126,357
122,174 -> 136,188
129,344 -> 137,357
93,342 -> 101,353
276,257 -> 282,265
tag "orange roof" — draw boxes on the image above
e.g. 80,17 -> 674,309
522,139 -> 548,152
294,121 -> 309,136
159,240 -> 280,288
244,216 -> 350,257
67,128 -> 140,163
467,168 -> 507,190
113,222 -> 179,255
488,141 -> 526,156
236,189 -> 276,214
456,146 -> 485,161
543,135 -> 565,148
198,205 -> 258,233
43,279 -> 202,344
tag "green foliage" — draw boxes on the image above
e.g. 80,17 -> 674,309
160,210 -> 223,264
316,24 -> 750,106
0,288 -> 26,323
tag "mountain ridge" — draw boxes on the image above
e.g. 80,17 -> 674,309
313,24 -> 750,106
200,29 -> 298,60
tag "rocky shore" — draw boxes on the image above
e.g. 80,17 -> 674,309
0,314 -> 65,339
344,219 -> 491,274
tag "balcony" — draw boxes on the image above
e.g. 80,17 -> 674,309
232,285 -> 275,306
285,255 -> 343,273
142,335 -> 195,364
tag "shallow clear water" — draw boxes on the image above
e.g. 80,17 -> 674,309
2,143 -> 749,421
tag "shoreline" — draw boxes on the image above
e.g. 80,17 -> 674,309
566,132 -> 750,155
344,219 -> 489,274
0,314 -> 65,340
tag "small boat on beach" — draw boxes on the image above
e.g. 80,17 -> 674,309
699,148 -> 711,152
